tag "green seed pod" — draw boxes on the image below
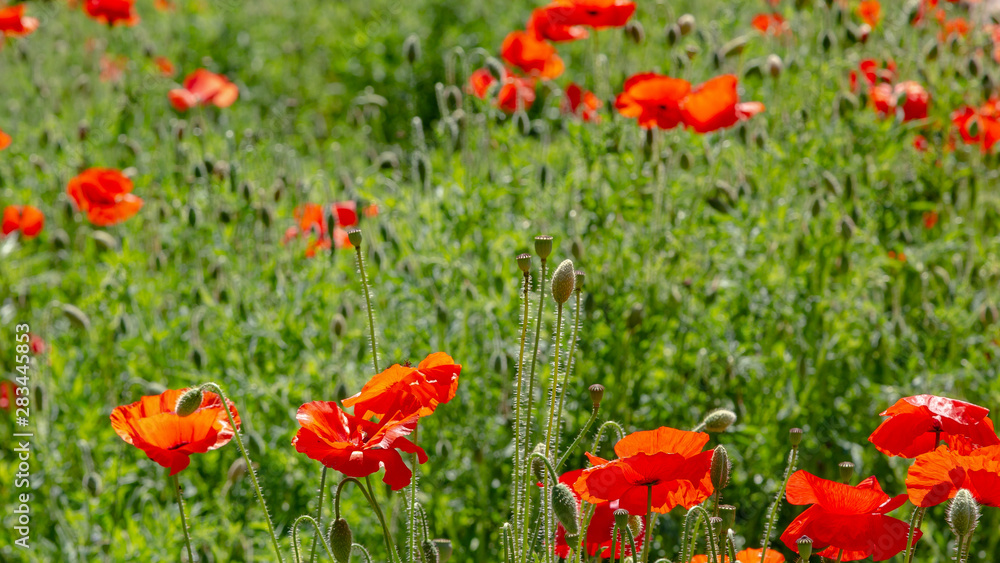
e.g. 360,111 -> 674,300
613,508 -> 630,529
175,387 -> 204,417
948,489 -> 979,538
62,303 -> 91,330
702,409 -> 737,432
677,14 -> 695,36
327,520 -> 352,563
347,228 -> 363,247
551,259 -> 576,304
421,539 -> 439,563
789,428 -> 804,447
589,384 -> 605,408
530,443 -> 548,482
719,504 -> 736,531
433,539 -> 453,563
796,536 -> 813,560
838,461 -> 855,483
574,271 -> 585,292
403,34 -> 422,64
517,253 -> 532,274
534,235 -> 553,260
710,445 -> 730,490
552,483 -> 580,536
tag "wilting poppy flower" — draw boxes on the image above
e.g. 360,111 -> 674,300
169,69 -> 239,112
552,469 -> 644,558
467,68 -> 498,99
573,427 -> 714,514
528,7 -> 588,42
292,401 -> 427,490
751,13 -> 788,35
0,5 -> 39,38
780,471 -> 917,561
154,56 -> 175,77
501,31 -> 564,80
67,168 -> 143,226
680,75 -> 765,133
84,0 -> 140,27
0,380 -> 14,412
691,549 -> 785,563
857,0 -> 881,27
563,82 -> 601,122
110,389 -> 240,476
906,444 -> 1000,507
869,395 -> 999,458
544,0 -> 636,30
0,129 -> 10,151
497,74 -> 537,112
2,205 -> 44,239
615,73 -> 691,129
343,352 -> 461,420
922,210 -> 938,228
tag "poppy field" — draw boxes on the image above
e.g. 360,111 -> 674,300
5,0 -> 1000,562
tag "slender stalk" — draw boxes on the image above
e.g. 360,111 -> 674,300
904,506 -> 926,563
759,444 -> 799,563
624,525 -> 638,561
540,301 -> 565,563
291,515 -> 338,563
365,475 -> 403,563
354,244 -> 380,373
173,474 -> 195,563
308,467 -> 328,563
511,270 -> 531,547
520,258 -> 548,559
556,402 -> 600,471
408,448 -> 418,563
960,530 -> 973,563
641,485 -> 654,563
835,549 -> 844,563
552,288 -> 583,456
609,523 -> 620,563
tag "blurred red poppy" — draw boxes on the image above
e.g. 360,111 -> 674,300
939,18 -> 970,41
29,334 -> 46,355
869,395 -> 999,458
615,73 -> 692,129
501,31 -> 564,80
680,75 -> 765,133
343,352 -> 461,420
292,401 -> 427,490
553,468 -> 644,559
154,56 -> 175,77
691,549 -> 784,563
913,135 -> 929,152
169,69 -> 239,112
573,427 -> 714,514
0,380 -> 13,412
563,82 -> 601,122
497,74 -> 537,112
780,471 -> 917,561
333,201 -> 358,228
154,0 -> 174,11
751,13 -> 787,35
906,444 -> 1000,507
850,59 -> 896,93
2,205 -> 44,239
467,68 -> 498,99
857,1 -> 881,27
67,168 -> 143,226
111,389 -> 240,475
544,0 -> 636,29
528,7 -> 588,42
922,210 -> 938,228
0,5 -> 39,37
100,54 -> 127,83
84,0 -> 140,27
952,99 -> 1000,153
286,202 -> 361,257
0,129 -> 10,150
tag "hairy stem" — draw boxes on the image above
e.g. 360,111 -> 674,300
511,271 -> 531,552
904,506 -> 926,563
553,288 -> 582,457
308,467 -> 328,563
520,258 -> 548,559
173,474 -> 195,563
365,475 -> 403,563
291,515 -> 337,563
354,245 -> 380,373
556,402 -> 600,472
759,445 -> 799,563
641,485 -> 654,563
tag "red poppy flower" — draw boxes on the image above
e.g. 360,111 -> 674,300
84,0 -> 139,27
913,135 -> 929,153
752,13 -> 787,35
154,56 -> 176,77
501,31 -> 564,80
292,401 -> 427,490
467,68 -> 498,99
497,75 -> 537,113
29,334 -> 46,355
332,201 -> 358,228
169,69 -> 239,112
0,129 -> 10,151
857,1 -> 881,27
528,7 -> 588,42
894,81 -> 930,122
615,73 -> 691,130
285,202 -> 359,257
154,0 -> 174,11
869,395 -> 999,458
952,100 -> 1000,154
100,54 -> 127,83
342,352 -> 461,420
573,427 -> 715,514
906,444 -> 1000,507
563,82 -> 601,122
680,75 -> 765,133
110,389 -> 240,476
2,205 -> 44,239
922,210 -> 938,228
939,18 -> 970,41
0,5 -> 39,37
67,168 -> 143,226
691,549 -> 785,563
552,469 -> 644,559
780,471 -> 917,561
0,380 -> 14,412
544,0 -> 636,30
851,59 -> 896,93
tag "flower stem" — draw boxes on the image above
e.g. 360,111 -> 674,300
173,474 -> 195,563
291,515 -> 337,563
759,444 -> 799,563
520,258 -> 548,559
353,245 -> 380,373
365,475 -> 403,563
552,288 -> 583,457
511,270 -> 531,553
904,506 -> 926,563
544,302 -> 564,459
556,402 -> 600,472
641,484 -> 654,563
308,467 -> 328,563
835,549 -> 844,563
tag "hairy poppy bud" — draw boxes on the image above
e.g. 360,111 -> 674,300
624,20 -> 644,44
530,443 -> 548,482
331,314 -> 347,338
719,504 -> 735,531
766,54 -> 783,78
175,387 -> 204,417
421,539 -> 439,563
627,514 -> 643,539
403,34 -> 422,64
552,483 -> 580,536
710,445 -> 730,490
433,539 -> 453,563
702,409 -> 737,432
838,461 -> 854,483
347,228 -> 363,247
514,111 -> 530,135
789,428 -> 803,446
665,23 -> 680,46
534,235 -> 553,260
677,14 -> 695,36
574,271 -> 585,292
796,536 -> 813,560
551,259 -> 576,304
329,518 -> 353,563
571,239 -> 584,261
517,253 -> 532,274
83,472 -> 103,497
948,489 -> 979,538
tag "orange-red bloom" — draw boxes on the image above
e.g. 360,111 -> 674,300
615,73 -> 691,130
110,389 -> 240,475
563,82 -> 601,122
906,444 -> 1000,507
857,0 -> 881,27
0,380 -> 14,412
922,210 -> 938,228
169,69 -> 239,112
497,74 -> 537,112
573,427 -> 715,514
100,54 -> 127,83
543,0 -> 636,30
780,471 -> 917,561
67,168 -> 143,226
869,395 -> 999,458
0,129 -> 10,150
0,5 -> 39,37
84,0 -> 139,26
553,469 -> 644,559
2,205 -> 44,239
952,99 -> 1000,153
528,7 -> 588,42
691,549 -> 784,563
154,56 -> 175,77
501,31 -> 564,80
467,68 -> 498,99
342,352 -> 461,420
752,13 -> 788,35
939,18 -> 970,41
292,401 -> 427,490
680,75 -> 765,133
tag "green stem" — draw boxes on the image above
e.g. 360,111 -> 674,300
308,467 -> 328,563
552,289 -> 582,457
641,485 -> 654,563
408,450 -> 418,563
173,474 -> 195,563
610,523 -> 620,563
591,420 -> 626,454
511,271 -> 531,551
835,549 -> 844,563
904,506 -> 926,563
521,258 -> 548,559
291,515 -> 337,563
365,476 -> 403,563
556,403 -> 600,471
354,245 -> 379,373
544,302 -> 564,459
725,530 -> 738,563
624,524 -> 639,561
759,445 -> 799,563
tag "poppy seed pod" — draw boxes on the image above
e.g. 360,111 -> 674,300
789,428 -> 804,446
719,504 -> 736,531
702,409 -> 737,432
710,445 -> 730,490
838,461 -> 854,483
433,539 -> 453,563
613,508 -> 630,529
517,253 -> 532,274
329,518 -> 352,563
534,235 -> 553,260
948,489 -> 979,538
551,259 -> 575,304
421,539 -> 439,563
174,387 -> 204,417
796,536 -> 813,560
403,34 -> 421,64
589,384 -> 605,408
677,14 -> 695,36
552,483 -> 580,536
574,271 -> 585,292
347,228 -> 363,247
530,443 -> 548,482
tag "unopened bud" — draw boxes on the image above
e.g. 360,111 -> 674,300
329,518 -> 353,563
517,253 -> 532,274
766,54 -> 783,78
403,34 -> 422,64
174,387 -> 204,417
702,409 -> 737,432
789,428 -> 803,447
838,461 -> 854,483
551,259 -> 576,304
421,539 -> 439,563
433,539 -> 453,563
347,228 -> 362,247
627,514 -> 643,540
626,303 -> 644,329
710,445 -> 730,490
575,271 -> 585,292
796,536 -> 813,560
624,20 -> 644,44
948,489 -> 979,538
530,443 -> 547,482
589,384 -> 604,408
534,235 -> 553,260
552,483 -> 580,536
677,14 -> 695,36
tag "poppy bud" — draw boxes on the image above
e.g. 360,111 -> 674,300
52,229 -> 70,250
516,253 -> 532,275
838,461 -> 854,483
421,539 -> 439,563
62,303 -> 91,330
329,518 -> 353,563
820,31 -> 836,52
679,152 -> 693,170
514,111 -> 531,135
403,34 -> 422,65
719,504 -> 736,531
78,121 -> 90,141
796,536 -> 813,560
766,54 -> 783,78
83,472 -> 103,497
534,235 -> 553,260
537,163 -> 552,187
570,239 -> 584,261
789,428 -> 803,446
967,56 -> 981,79
574,271 -> 585,293
948,489 -> 979,538
839,215 -> 856,241
414,153 -> 431,189
485,57 -> 506,81
433,539 -> 453,563
624,21 -> 644,44
710,445 -> 730,490
551,259 -> 575,304
924,40 -> 939,62
677,14 -> 695,36
175,387 -> 204,417
552,483 -> 580,536
626,303 -> 644,329
347,228 -> 363,247
702,409 -> 737,432
331,314 -> 347,339
720,36 -> 748,58
91,230 -> 119,252
589,384 -> 605,408
627,514 -> 643,540
190,345 -> 206,369
530,443 -> 548,482
665,24 -> 680,46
